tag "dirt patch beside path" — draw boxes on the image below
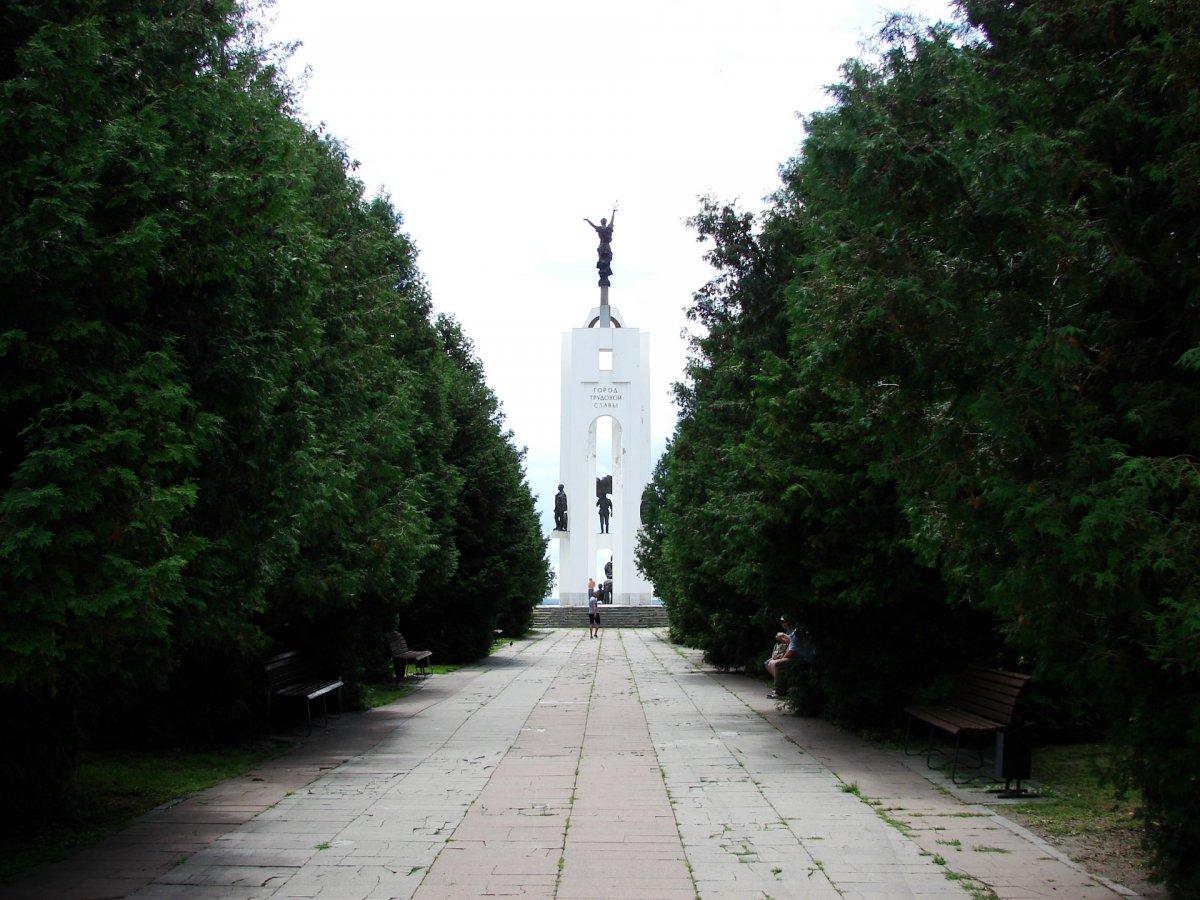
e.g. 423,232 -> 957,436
1003,806 -> 1168,898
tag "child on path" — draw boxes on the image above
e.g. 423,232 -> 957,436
587,584 -> 601,638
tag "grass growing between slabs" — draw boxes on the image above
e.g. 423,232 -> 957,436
836,732 -> 1161,895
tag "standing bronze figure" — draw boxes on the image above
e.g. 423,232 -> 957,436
554,484 -> 568,531
584,207 -> 617,287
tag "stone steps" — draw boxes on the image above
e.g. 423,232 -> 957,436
531,605 -> 668,629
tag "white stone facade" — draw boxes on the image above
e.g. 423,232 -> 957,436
554,305 -> 654,605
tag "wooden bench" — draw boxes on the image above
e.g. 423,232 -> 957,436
387,631 -> 432,680
263,650 -> 343,734
904,665 -> 1030,783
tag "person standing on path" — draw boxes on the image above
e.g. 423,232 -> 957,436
588,585 -> 601,638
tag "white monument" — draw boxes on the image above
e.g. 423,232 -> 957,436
553,211 -> 654,605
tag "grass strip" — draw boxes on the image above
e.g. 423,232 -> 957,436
1,742 -> 289,883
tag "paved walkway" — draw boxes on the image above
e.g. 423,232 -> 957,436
5,629 -> 1140,899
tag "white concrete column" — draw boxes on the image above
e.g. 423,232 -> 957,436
554,306 -> 653,605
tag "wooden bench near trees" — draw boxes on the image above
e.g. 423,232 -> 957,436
387,631 -> 432,681
263,650 -> 344,734
904,665 -> 1031,783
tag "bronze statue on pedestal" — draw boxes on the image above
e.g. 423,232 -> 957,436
584,207 -> 617,287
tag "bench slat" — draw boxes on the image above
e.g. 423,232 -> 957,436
904,704 -> 1004,736
905,666 -> 1031,783
274,679 -> 344,701
946,666 -> 1030,728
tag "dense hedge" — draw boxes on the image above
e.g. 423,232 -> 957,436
1,1 -> 549,826
639,2 -> 1200,895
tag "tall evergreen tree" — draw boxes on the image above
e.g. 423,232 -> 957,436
1,0 -> 255,820
650,3 -> 1199,888
405,317 -> 549,660
2,0 -> 549,826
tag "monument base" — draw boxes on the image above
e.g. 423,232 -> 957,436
559,591 -> 654,607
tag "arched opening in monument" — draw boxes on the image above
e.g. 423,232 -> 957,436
587,413 -> 621,601
594,549 -> 613,603
590,417 -> 620,530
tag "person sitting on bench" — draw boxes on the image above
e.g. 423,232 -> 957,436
766,615 -> 814,699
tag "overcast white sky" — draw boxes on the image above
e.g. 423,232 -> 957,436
260,0 -> 957,550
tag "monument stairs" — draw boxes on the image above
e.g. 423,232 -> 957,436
531,604 -> 668,629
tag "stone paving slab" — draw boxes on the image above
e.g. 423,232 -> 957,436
658,638 -> 1138,900
3,627 -> 1144,900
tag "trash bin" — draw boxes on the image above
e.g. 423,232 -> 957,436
991,729 -> 1035,797
995,730 -> 1032,781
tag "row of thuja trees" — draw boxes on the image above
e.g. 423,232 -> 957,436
638,1 -> 1199,895
1,2 -> 549,826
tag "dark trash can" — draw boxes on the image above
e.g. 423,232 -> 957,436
995,730 -> 1032,781
990,729 -> 1036,796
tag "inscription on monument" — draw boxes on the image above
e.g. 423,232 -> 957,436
590,386 -> 624,409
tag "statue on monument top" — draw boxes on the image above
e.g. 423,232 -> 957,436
584,206 -> 617,287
